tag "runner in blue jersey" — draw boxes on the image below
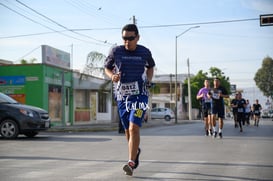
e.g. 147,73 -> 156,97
104,24 -> 155,176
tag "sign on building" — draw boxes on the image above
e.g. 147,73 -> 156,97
42,45 -> 70,69
230,84 -> 236,93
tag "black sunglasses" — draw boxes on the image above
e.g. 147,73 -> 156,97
122,36 -> 136,41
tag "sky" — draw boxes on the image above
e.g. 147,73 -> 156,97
1,0 -> 273,104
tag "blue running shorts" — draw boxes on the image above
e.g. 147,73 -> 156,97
117,95 -> 148,129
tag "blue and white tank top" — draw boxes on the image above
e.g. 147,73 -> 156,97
104,45 -> 155,100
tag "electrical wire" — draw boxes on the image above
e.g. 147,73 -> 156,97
16,45 -> 41,62
15,0 -> 114,45
139,18 -> 259,29
0,17 -> 260,39
0,2 -> 65,36
0,2 -> 97,45
0,30 -> 67,39
64,0 -> 114,25
0,2 -> 111,46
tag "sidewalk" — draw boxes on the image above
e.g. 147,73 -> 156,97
47,119 -> 198,132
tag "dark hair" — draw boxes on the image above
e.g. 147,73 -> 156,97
122,24 -> 139,36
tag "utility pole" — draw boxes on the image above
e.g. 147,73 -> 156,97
61,71 -> 66,126
70,44 -> 73,69
170,74 -> 173,101
187,58 -> 192,120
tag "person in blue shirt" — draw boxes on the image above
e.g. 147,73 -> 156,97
104,24 -> 155,176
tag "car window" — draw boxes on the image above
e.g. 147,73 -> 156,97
0,93 -> 18,104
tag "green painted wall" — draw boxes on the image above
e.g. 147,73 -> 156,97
0,64 -> 73,126
0,64 -> 44,108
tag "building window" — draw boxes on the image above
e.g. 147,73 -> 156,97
98,92 -> 107,113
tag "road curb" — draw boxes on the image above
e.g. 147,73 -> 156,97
46,119 -> 199,133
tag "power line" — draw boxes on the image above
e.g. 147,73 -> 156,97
15,0 -> 114,45
0,2 -> 64,36
139,18 -> 259,29
0,2 -> 112,46
0,2 -> 99,45
0,30 -> 67,39
16,45 -> 41,62
0,17 -> 260,39
64,0 -> 114,25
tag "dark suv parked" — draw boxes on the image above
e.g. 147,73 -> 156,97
0,92 -> 50,139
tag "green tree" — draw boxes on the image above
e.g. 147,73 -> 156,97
20,59 -> 28,64
20,58 -> 37,64
188,70 -> 208,108
254,56 -> 273,99
183,67 -> 231,109
209,67 -> 230,95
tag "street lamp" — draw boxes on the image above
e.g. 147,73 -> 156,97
175,26 -> 200,123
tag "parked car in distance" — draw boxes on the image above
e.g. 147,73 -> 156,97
0,92 -> 50,139
269,110 -> 273,118
150,107 -> 175,121
262,110 -> 273,118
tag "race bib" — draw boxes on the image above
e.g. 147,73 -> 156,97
238,108 -> 244,113
254,110 -> 259,114
119,81 -> 140,96
212,93 -> 220,99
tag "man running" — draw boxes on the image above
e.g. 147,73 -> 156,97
231,93 -> 239,128
236,92 -> 246,132
252,99 -> 262,126
196,79 -> 212,136
104,24 -> 155,176
245,99 -> 251,125
210,78 -> 229,138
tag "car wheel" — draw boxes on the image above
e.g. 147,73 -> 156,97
24,131 -> 39,138
0,119 -> 19,139
164,115 -> 171,121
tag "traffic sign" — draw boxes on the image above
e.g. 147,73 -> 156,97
260,14 -> 273,26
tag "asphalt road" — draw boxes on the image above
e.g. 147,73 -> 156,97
1,118 -> 273,181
